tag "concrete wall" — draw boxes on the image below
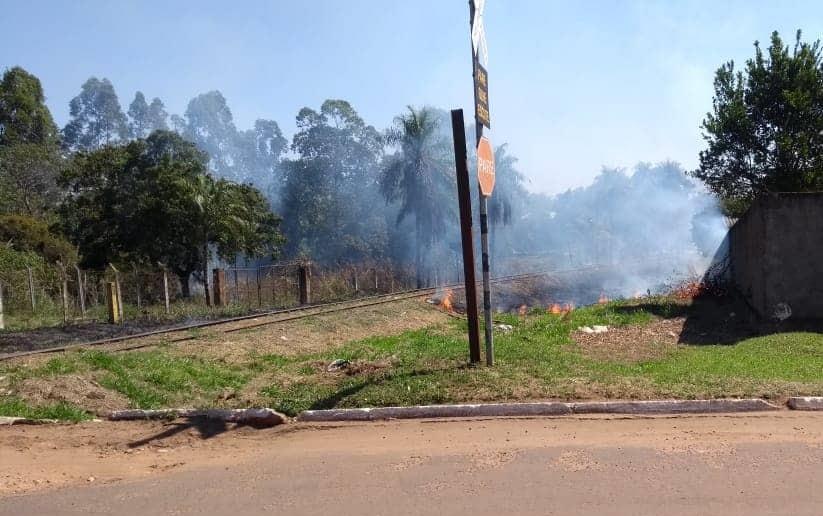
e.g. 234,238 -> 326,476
729,193 -> 823,319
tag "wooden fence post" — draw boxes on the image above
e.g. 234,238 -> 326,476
373,268 -> 379,291
27,267 -> 36,311
106,281 -> 121,324
298,263 -> 311,305
75,265 -> 86,317
58,262 -> 69,324
133,264 -> 141,309
110,264 -> 124,322
162,267 -> 170,315
256,266 -> 262,307
0,282 -> 5,330
353,267 -> 359,294
213,268 -> 227,307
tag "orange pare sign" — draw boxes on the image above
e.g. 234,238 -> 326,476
477,136 -> 495,196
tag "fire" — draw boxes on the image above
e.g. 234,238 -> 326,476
598,293 -> 609,305
548,302 -> 575,315
439,289 -> 454,312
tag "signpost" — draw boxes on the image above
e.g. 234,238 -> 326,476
470,0 -> 495,366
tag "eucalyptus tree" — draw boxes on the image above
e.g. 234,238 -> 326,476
62,77 -> 129,151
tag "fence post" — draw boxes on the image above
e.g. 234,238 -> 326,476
133,264 -> 141,309
58,262 -> 69,324
27,267 -> 36,311
75,265 -> 86,317
256,266 -> 262,307
373,268 -> 378,291
353,267 -> 359,294
213,268 -> 227,307
106,282 -> 121,324
162,267 -> 170,315
298,263 -> 311,305
110,264 -> 124,322
0,282 -> 4,330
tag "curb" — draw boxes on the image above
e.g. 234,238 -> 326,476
107,408 -> 287,427
0,416 -> 59,426
787,397 -> 823,410
297,399 -> 781,422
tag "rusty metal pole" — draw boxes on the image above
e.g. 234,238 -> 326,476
451,109 -> 482,364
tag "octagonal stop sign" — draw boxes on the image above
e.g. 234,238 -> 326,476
477,136 -> 495,196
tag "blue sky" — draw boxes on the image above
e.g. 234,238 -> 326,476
2,0 -> 822,193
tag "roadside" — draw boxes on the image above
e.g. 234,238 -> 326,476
2,293 -> 823,420
3,412 -> 823,515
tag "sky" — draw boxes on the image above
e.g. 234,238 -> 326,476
2,0 -> 822,194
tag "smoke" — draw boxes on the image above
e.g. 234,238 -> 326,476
486,160 -> 729,304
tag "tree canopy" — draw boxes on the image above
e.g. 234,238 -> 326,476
59,130 -> 283,294
62,77 -> 129,151
693,30 -> 823,216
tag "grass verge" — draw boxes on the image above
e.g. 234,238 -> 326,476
3,296 -> 823,419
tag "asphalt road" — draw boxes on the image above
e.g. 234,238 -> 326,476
3,413 -> 823,515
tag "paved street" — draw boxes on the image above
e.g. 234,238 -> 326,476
2,413 -> 823,515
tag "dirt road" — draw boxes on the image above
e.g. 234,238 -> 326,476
2,413 -> 823,515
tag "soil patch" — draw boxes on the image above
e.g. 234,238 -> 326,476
15,375 -> 131,415
572,317 -> 685,363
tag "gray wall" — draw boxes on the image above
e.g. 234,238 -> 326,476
730,193 -> 823,319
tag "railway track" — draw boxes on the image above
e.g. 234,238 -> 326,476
0,270 -> 557,361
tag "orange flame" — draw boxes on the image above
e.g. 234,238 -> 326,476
598,293 -> 609,305
439,289 -> 454,312
548,302 -> 575,315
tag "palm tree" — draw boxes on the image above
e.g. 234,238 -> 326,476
380,106 -> 454,287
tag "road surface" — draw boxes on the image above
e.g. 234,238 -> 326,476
2,412 -> 823,515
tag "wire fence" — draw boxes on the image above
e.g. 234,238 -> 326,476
0,261 -> 430,332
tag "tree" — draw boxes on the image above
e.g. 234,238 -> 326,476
236,118 -> 287,189
693,31 -> 823,216
128,92 -> 169,139
59,130 -> 283,296
0,67 -> 62,217
179,91 -> 239,180
0,143 -> 62,216
62,77 -> 129,151
281,100 -> 385,263
0,66 -> 60,147
487,143 -> 527,226
0,214 -> 77,264
380,106 -> 454,286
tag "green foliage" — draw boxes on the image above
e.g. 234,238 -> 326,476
127,91 -> 168,139
281,99 -> 386,262
0,214 -> 76,263
694,31 -> 823,216
0,246 -> 44,272
380,106 -> 455,284
0,67 -> 63,218
62,77 -> 129,151
59,130 -> 283,294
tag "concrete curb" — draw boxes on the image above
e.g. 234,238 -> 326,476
107,408 -> 287,427
297,399 -> 781,422
0,416 -> 59,426
787,397 -> 823,410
